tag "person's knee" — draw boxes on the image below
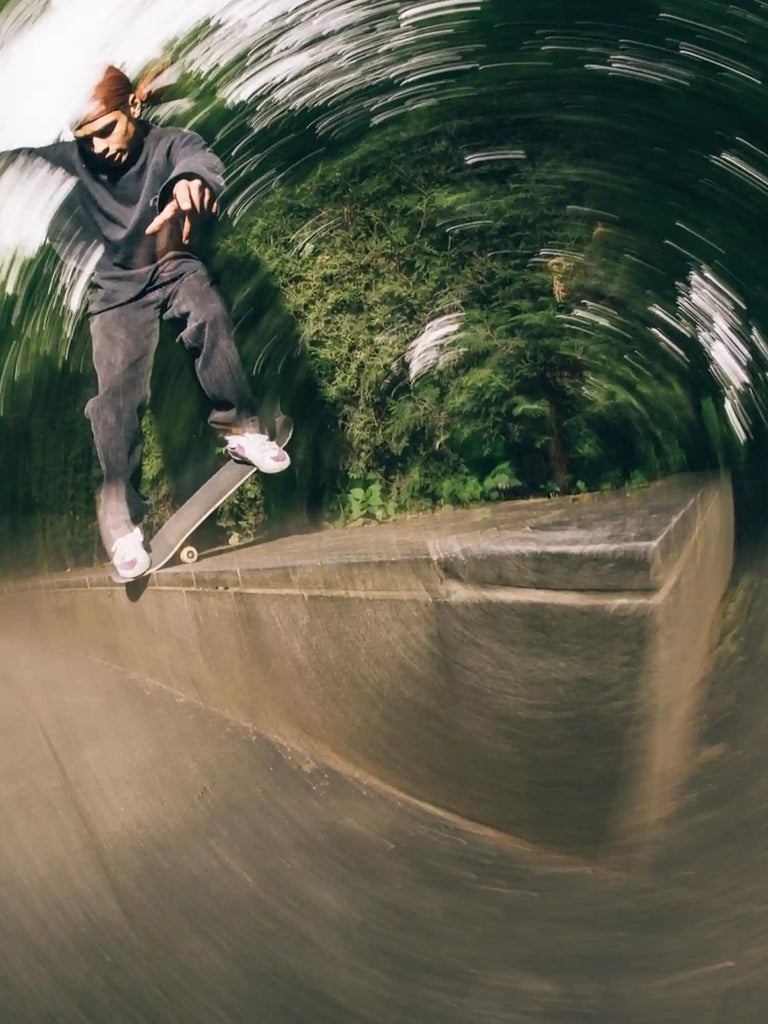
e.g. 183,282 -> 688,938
180,303 -> 233,354
169,272 -> 233,347
84,391 -> 122,432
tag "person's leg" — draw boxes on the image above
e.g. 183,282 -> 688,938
162,265 -> 290,472
162,265 -> 256,429
85,300 -> 159,558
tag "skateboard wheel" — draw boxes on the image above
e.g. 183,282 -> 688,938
180,546 -> 199,564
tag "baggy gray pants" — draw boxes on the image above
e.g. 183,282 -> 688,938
85,259 -> 256,552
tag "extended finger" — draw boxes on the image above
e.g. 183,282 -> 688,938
145,200 -> 180,235
182,213 -> 192,245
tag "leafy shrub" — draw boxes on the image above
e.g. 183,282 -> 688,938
221,104 -> 715,524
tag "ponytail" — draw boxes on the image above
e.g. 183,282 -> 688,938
135,59 -> 178,105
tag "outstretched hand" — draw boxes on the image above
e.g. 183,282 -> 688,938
145,178 -> 218,244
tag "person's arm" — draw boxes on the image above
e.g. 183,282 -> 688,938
146,131 -> 224,244
0,141 -> 74,171
0,143 -> 79,286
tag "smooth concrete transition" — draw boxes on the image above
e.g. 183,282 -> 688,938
0,474 -> 733,860
3,587 -> 768,1024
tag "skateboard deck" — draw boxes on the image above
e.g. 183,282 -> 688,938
113,415 -> 292,582
147,458 -> 258,574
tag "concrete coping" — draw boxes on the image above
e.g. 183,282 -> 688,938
0,471 -> 734,860
1,473 -> 724,597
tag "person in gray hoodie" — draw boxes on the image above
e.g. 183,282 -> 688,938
3,64 -> 289,579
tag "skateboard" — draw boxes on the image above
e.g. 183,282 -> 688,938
113,414 -> 292,582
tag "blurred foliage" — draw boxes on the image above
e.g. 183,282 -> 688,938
0,359 -> 101,573
215,104 -> 731,527
0,2 -> 748,572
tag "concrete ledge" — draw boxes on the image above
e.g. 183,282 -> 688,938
0,473 -> 734,860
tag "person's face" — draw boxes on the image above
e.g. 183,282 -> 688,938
74,99 -> 141,168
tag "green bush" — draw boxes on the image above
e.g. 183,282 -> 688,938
0,360 -> 100,574
221,106 -> 715,524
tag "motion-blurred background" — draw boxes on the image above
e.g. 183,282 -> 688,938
2,0 -> 766,573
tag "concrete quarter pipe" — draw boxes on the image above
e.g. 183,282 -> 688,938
0,476 -> 763,1022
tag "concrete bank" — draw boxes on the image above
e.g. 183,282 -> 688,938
0,473 -> 734,860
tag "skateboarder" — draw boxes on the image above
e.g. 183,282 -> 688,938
1,64 -> 290,579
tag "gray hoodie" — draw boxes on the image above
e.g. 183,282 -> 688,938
1,121 -> 225,313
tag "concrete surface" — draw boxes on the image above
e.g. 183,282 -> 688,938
0,525 -> 767,1021
0,474 -> 733,859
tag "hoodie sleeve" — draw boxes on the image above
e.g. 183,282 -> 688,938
157,130 -> 225,210
0,141 -> 76,171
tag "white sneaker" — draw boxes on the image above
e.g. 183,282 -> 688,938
111,527 -> 151,580
224,430 -> 291,474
